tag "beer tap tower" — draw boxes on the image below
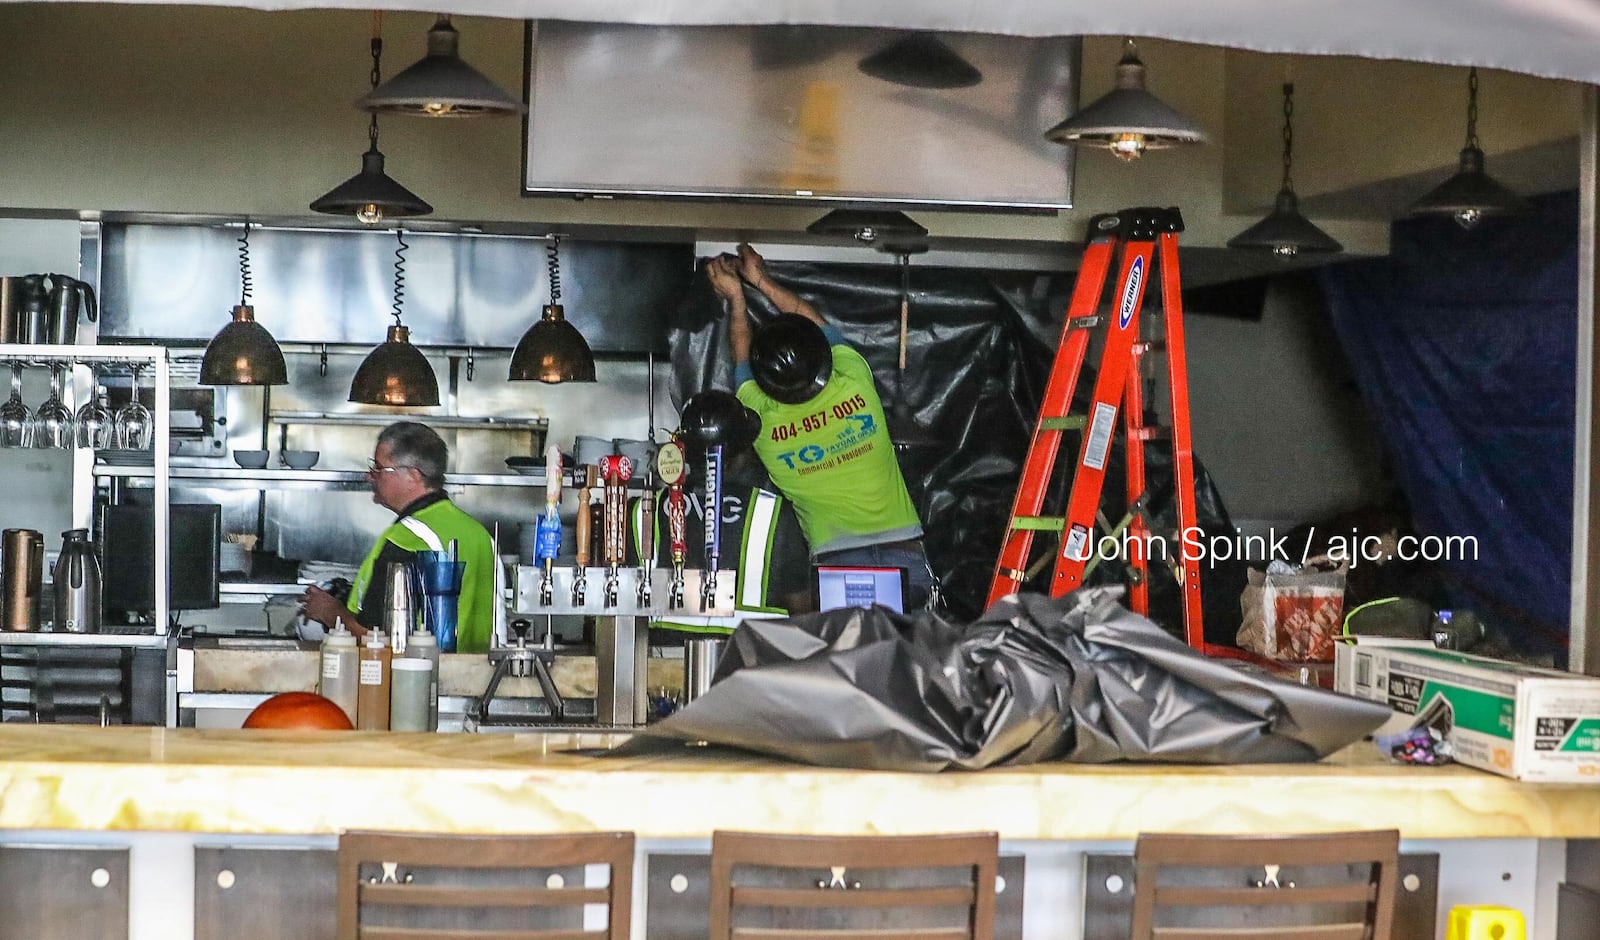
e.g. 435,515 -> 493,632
495,393 -> 766,728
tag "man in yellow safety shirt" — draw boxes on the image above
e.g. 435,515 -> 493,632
707,244 -> 936,608
301,421 -> 497,652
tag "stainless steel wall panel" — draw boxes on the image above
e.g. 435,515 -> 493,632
99,223 -> 690,353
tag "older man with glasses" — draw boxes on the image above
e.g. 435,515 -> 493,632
301,421 -> 497,653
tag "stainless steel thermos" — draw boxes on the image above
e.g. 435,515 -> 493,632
0,274 -> 96,344
52,528 -> 101,633
2,528 -> 45,632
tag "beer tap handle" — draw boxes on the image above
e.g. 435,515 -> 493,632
574,467 -> 593,571
572,488 -> 590,606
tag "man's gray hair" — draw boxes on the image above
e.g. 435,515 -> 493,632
378,421 -> 448,489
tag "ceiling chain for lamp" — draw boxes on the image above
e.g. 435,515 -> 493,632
199,220 -> 288,386
310,12 -> 433,224
1409,67 -> 1527,229
1044,37 -> 1206,161
508,235 -> 598,384
1226,82 -> 1341,258
359,13 -> 526,117
349,228 -> 441,406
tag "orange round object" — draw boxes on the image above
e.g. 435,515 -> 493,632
242,692 -> 354,731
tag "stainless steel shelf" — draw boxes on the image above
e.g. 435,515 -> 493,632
93,466 -> 549,489
0,632 -> 171,649
270,411 -> 548,432
219,582 -> 305,597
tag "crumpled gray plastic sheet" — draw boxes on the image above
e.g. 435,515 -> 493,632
631,588 -> 1392,772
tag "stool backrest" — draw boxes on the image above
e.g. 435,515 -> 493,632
708,830 -> 998,940
1129,829 -> 1400,940
336,830 -> 634,940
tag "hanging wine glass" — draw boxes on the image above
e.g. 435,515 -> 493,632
74,366 -> 114,450
113,364 -> 154,451
31,363 -> 74,449
0,363 -> 32,448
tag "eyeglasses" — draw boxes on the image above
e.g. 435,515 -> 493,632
366,458 -> 414,477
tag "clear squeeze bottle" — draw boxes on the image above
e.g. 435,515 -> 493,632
318,618 -> 359,726
402,626 -> 440,731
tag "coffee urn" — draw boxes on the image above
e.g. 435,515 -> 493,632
2,528 -> 44,631
52,528 -> 101,633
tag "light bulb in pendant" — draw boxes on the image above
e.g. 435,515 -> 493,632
357,204 -> 385,225
1454,208 -> 1483,230
1110,133 -> 1147,162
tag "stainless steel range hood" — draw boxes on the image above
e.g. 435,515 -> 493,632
98,222 -> 692,354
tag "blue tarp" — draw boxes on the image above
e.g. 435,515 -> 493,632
1319,191 -> 1577,657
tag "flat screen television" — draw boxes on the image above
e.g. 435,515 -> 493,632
522,22 -> 1080,211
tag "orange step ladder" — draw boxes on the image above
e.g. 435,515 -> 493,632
988,207 -> 1204,649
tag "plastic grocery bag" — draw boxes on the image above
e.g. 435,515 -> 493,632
626,588 -> 1391,772
1262,561 -> 1347,662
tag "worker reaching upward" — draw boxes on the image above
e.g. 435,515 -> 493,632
706,244 -> 937,610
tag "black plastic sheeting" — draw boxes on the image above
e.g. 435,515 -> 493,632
668,256 -> 1246,640
628,588 -> 1390,772
1319,190 -> 1577,658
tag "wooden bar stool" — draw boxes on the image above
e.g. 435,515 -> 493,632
1129,829 -> 1401,940
336,830 -> 634,940
708,830 -> 999,940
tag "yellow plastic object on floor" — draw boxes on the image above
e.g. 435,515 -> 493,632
1446,904 -> 1526,940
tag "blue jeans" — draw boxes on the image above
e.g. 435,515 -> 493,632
814,541 -> 939,613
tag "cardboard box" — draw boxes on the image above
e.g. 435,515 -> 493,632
1334,639 -> 1600,782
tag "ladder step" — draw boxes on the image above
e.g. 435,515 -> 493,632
1009,516 -> 1065,532
1040,416 -> 1086,432
1129,426 -> 1169,442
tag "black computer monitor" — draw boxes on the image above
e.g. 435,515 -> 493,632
815,565 -> 908,614
102,503 -> 221,614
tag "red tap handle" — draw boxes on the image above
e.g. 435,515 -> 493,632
666,485 -> 687,565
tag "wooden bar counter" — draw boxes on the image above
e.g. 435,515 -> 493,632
0,724 -> 1590,939
0,724 -> 1593,840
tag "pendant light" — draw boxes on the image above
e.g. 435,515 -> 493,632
877,240 -> 939,450
806,209 -> 928,245
311,13 -> 433,225
1227,83 -> 1342,258
1409,67 -> 1527,229
509,235 -> 597,384
1044,37 -> 1205,161
200,222 -> 287,386
858,34 -> 981,90
349,229 -> 440,406
358,14 -> 525,117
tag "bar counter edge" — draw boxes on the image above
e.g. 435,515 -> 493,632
0,725 -> 1593,840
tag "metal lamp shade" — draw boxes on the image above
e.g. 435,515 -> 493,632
199,305 -> 288,386
349,324 -> 440,406
310,147 -> 432,223
1044,54 -> 1205,157
358,17 -> 525,117
508,304 -> 597,383
806,209 -> 928,244
1409,146 -> 1527,229
858,35 -> 982,89
1227,188 -> 1343,257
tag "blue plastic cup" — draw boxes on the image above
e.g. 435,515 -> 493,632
413,555 -> 466,652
